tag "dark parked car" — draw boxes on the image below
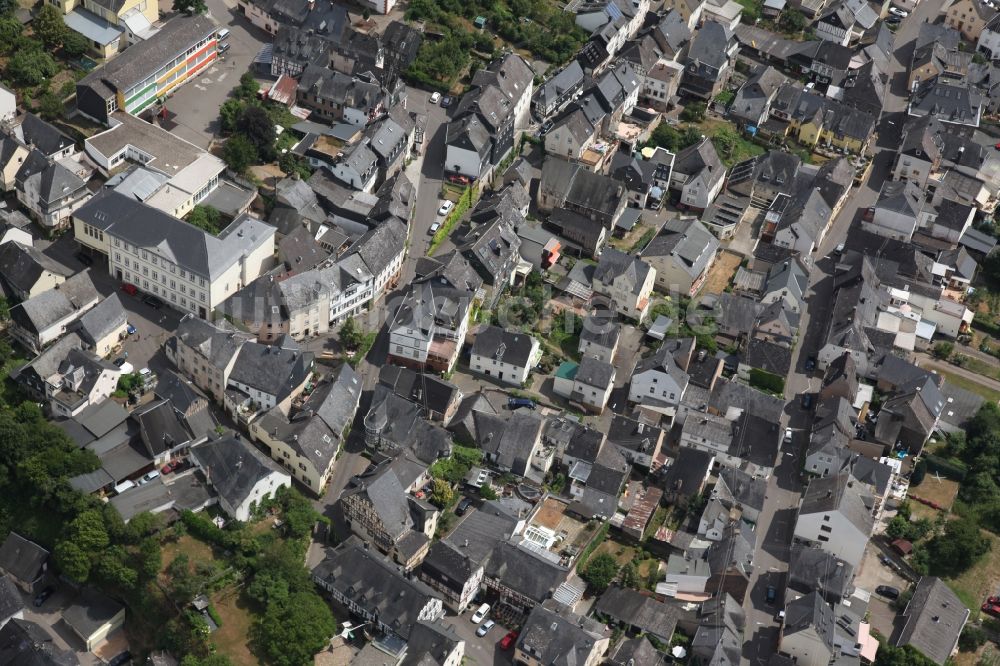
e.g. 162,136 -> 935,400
440,96 -> 453,108
143,295 -> 164,309
804,357 -> 816,372
800,393 -> 814,410
456,497 -> 474,516
876,585 -> 900,599
765,585 -> 777,604
34,586 -> 54,607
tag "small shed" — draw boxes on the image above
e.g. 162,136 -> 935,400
474,16 -> 487,28
646,315 -> 673,341
891,539 -> 913,556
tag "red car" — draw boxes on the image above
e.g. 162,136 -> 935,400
499,631 -> 518,650
121,283 -> 138,296
160,460 -> 181,475
982,601 -> 1000,617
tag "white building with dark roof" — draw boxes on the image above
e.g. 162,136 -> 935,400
190,434 -> 291,521
73,190 -> 275,319
469,326 -> 540,386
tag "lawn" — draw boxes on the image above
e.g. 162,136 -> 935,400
593,540 -> 637,566
160,534 -> 217,581
960,355 -> 1000,383
946,529 -> 1000,618
211,589 -> 258,665
907,477 -> 960,521
934,368 -> 1000,404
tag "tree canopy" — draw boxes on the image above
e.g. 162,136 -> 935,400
581,553 -> 619,592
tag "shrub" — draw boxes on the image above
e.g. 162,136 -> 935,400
206,605 -> 223,628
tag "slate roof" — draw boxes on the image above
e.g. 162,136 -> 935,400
784,591 -> 835,654
517,601 -> 609,664
788,543 -> 854,601
579,312 -> 621,352
0,533 -> 47,587
485,542 -> 570,604
0,619 -> 77,666
909,77 -> 983,126
662,446 -> 714,499
594,247 -> 653,296
0,574 -> 23,622
72,293 -> 126,348
190,435 -> 287,512
10,270 -> 98,337
443,499 -> 523,565
575,355 -> 616,390
799,472 -> 874,536
14,114 -> 74,157
643,216 -> 719,279
744,338 -> 792,376
0,241 -> 72,297
174,316 -> 250,371
593,586 -> 680,640
687,20 -> 730,71
895,576 -> 970,665
419,540 -> 481,597
311,539 -> 441,641
229,341 -> 313,403
401,621 -> 462,666
74,190 -> 275,281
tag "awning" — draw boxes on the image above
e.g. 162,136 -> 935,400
65,8 -> 123,46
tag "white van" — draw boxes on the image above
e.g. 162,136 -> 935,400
217,28 -> 230,41
114,480 -> 135,495
140,470 -> 160,485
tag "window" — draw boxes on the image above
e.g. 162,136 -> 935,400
823,515 -> 830,521
820,525 -> 832,533
817,535 -> 829,542
298,463 -> 307,471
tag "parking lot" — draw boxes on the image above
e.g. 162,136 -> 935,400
156,0 -> 271,149
446,608 -> 515,666
854,546 -> 909,635
37,235 -> 183,375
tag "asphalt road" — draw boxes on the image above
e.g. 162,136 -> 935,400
738,5 -> 945,660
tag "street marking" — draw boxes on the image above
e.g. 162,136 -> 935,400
218,72 -> 228,82
194,84 -> 206,91
201,77 -> 213,84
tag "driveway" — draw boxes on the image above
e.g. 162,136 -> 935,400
18,585 -> 118,665
157,0 -> 271,149
854,546 -> 908,635
447,612 -> 514,666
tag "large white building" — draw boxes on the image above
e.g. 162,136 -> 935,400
793,472 -> 874,569
73,190 -> 275,318
85,112 -> 227,219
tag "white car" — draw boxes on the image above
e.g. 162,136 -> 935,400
889,6 -> 908,16
438,200 -> 455,216
476,619 -> 496,637
430,92 -> 442,104
471,603 -> 491,624
784,427 -> 793,443
429,222 -> 441,234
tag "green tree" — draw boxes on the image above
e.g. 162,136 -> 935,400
68,509 -> 110,552
279,487 -> 325,541
236,104 -> 276,161
0,17 -> 22,54
54,540 -> 91,582
479,485 -> 498,500
712,128 -> 740,162
36,92 -> 63,121
581,553 -> 619,592
7,48 -> 59,86
236,71 -> 259,100
62,30 -> 90,58
0,297 -> 9,321
922,516 -> 990,577
932,342 -> 954,359
186,205 -> 222,234
910,459 -> 926,486
173,0 -> 208,14
219,98 -> 246,133
339,317 -> 364,349
620,561 -> 639,589
680,102 -> 706,123
222,134 -> 258,174
430,479 -> 455,508
873,640 -> 938,666
958,625 -> 987,652
254,592 -> 337,666
94,546 -> 139,590
778,8 -> 806,33
32,5 -> 66,48
137,538 -> 162,580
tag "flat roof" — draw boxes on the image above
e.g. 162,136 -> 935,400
65,7 -> 124,46
88,112 -> 207,176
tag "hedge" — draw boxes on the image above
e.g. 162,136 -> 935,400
924,454 -> 968,482
575,522 -> 610,571
748,368 -> 785,394
180,510 -> 231,549
206,605 -> 224,628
